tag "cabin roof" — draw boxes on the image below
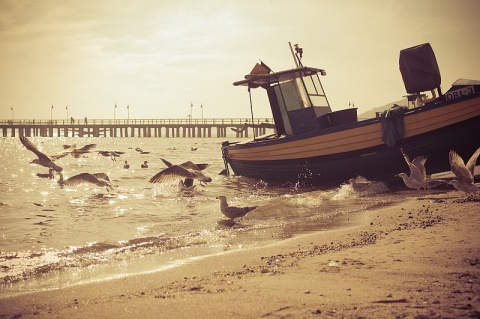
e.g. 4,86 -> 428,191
233,66 -> 325,87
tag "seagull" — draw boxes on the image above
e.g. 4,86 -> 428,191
149,159 -> 212,189
19,136 -> 68,173
98,150 -> 124,161
348,176 -> 375,192
396,148 -> 443,191
448,147 -> 480,195
141,161 -> 149,168
135,147 -> 150,154
36,168 -> 55,179
69,143 -> 97,158
59,172 -> 114,192
216,196 -> 257,221
123,160 -> 130,169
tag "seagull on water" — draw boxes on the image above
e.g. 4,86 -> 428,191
396,148 -> 444,191
59,172 -> 114,192
149,158 -> 212,191
98,150 -> 124,161
217,196 -> 257,222
448,147 -> 480,196
19,136 -> 68,173
348,176 -> 375,192
36,168 -> 55,179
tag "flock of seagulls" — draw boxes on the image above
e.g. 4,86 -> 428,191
19,136 -> 257,224
18,135 -> 478,226
396,146 -> 480,196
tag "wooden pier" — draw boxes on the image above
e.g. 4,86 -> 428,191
0,118 -> 275,138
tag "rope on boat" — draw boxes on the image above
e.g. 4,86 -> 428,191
221,141 -> 230,176
248,85 -> 257,140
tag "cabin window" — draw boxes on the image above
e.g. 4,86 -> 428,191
276,78 -> 312,112
304,73 -> 329,108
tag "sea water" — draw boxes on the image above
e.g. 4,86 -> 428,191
0,136 -> 405,298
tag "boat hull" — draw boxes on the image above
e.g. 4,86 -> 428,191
222,95 -> 480,187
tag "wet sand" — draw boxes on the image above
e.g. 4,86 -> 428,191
1,191 -> 479,318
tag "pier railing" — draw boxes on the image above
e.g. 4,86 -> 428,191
0,118 -> 273,126
0,118 -> 275,138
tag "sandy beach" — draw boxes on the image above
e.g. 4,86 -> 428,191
1,190 -> 479,319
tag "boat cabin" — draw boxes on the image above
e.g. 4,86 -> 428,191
234,66 -> 356,137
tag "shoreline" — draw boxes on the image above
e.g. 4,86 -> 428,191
1,191 -> 479,318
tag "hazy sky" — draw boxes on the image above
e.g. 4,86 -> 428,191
1,0 -> 479,121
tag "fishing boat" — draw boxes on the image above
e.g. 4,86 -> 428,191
221,42 -> 480,187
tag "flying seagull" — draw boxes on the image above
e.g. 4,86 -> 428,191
396,148 -> 444,191
19,135 -> 68,173
448,147 -> 480,195
149,158 -> 212,191
217,196 -> 257,222
60,172 -> 114,192
69,143 -> 97,158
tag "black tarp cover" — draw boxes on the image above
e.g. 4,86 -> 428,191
399,43 -> 441,94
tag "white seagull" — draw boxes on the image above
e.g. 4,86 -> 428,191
217,196 -> 258,221
396,148 -> 443,191
68,143 -> 97,158
149,159 -> 212,190
448,147 -> 480,195
60,172 -> 114,192
98,150 -> 124,161
20,136 -> 68,173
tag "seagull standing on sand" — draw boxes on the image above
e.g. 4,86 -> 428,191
149,159 -> 212,190
19,136 -> 68,173
448,147 -> 480,195
217,196 -> 257,222
59,172 -> 114,192
396,148 -> 443,191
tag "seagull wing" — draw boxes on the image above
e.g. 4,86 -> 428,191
49,150 -> 71,160
179,161 -> 202,171
63,144 -> 76,150
449,149 -> 473,184
193,163 -> 210,171
400,148 -> 423,182
149,165 -> 194,183
411,155 -> 428,180
465,146 -> 480,178
78,144 -> 97,152
160,158 -> 174,167
63,173 -> 102,186
20,136 -> 50,160
400,148 -> 411,165
92,172 -> 110,181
